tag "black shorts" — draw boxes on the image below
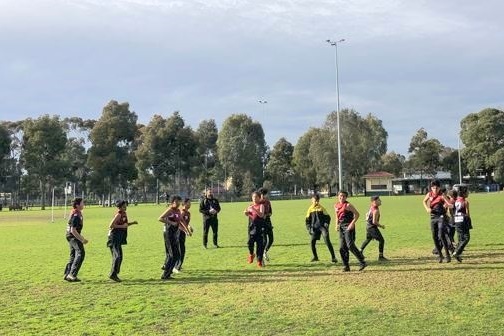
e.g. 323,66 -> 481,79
366,226 -> 384,241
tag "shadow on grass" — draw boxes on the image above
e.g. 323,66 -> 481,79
212,242 -> 308,249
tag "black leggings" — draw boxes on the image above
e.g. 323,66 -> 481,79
162,229 -> 180,277
65,238 -> 85,277
248,232 -> 264,262
263,219 -> 274,252
360,226 -> 385,254
109,244 -> 123,277
339,226 -> 365,266
175,232 -> 186,270
311,226 -> 335,259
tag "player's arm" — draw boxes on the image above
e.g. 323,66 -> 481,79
422,193 -> 431,213
346,204 -> 359,231
372,210 -> 385,229
109,213 -> 127,229
70,215 -> 88,244
466,200 -> 470,217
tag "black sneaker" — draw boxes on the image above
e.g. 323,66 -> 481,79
343,265 -> 350,272
378,256 -> 389,262
311,257 -> 319,262
445,254 -> 452,263
160,275 -> 172,281
109,275 -> 122,282
438,256 -> 443,263
452,253 -> 462,263
358,261 -> 367,271
331,257 -> 338,263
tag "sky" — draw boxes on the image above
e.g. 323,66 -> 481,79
0,0 -> 503,156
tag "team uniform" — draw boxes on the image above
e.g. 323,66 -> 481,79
262,199 -> 274,260
107,209 -> 129,279
453,196 -> 471,262
64,209 -> 85,279
161,208 -> 182,279
335,201 -> 366,271
247,203 -> 265,266
360,205 -> 386,259
427,191 -> 451,262
305,203 -> 337,262
174,208 -> 191,272
199,196 -> 221,248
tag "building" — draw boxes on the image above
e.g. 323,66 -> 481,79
363,172 -> 395,196
392,171 -> 452,195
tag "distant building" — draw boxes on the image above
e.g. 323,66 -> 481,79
363,172 -> 395,196
392,171 -> 452,195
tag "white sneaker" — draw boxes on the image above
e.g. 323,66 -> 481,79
172,268 -> 180,274
264,251 -> 270,261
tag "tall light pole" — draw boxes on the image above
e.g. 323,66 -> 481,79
258,100 -> 268,178
458,133 -> 463,184
326,38 -> 345,191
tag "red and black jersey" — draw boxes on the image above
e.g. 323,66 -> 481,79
366,205 -> 379,229
109,210 -> 129,245
247,203 -> 265,234
262,199 -> 272,217
335,201 -> 354,225
454,197 -> 468,216
428,191 -> 445,216
66,209 -> 83,239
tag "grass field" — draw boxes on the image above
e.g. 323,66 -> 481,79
1,193 -> 504,335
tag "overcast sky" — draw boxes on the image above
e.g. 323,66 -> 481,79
1,0 -> 503,155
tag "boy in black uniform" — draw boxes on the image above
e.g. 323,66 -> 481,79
423,180 -> 452,263
305,194 -> 337,263
199,189 -> 221,248
174,198 -> 193,273
334,191 -> 366,272
360,196 -> 388,261
107,200 -> 139,282
64,197 -> 88,282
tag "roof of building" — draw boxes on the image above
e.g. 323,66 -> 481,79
363,171 -> 395,178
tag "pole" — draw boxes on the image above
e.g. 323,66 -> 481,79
458,135 -> 463,184
64,184 -> 67,219
51,187 -> 55,223
327,39 -> 345,191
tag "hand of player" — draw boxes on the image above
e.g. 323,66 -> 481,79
381,224 -> 386,229
132,221 -> 138,225
82,238 -> 89,244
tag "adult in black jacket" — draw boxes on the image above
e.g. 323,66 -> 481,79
199,189 -> 221,248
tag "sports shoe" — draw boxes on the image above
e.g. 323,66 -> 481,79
331,257 -> 338,263
445,254 -> 451,263
378,256 -> 389,262
358,261 -> 367,271
214,244 -> 220,248
109,275 -> 122,282
438,256 -> 443,263
264,251 -> 270,261
64,274 -> 70,281
160,275 -> 172,280
452,253 -> 462,263
257,260 -> 264,268
66,275 -> 81,282
343,265 -> 350,272
247,254 -> 255,264
172,268 -> 180,274
311,257 -> 319,262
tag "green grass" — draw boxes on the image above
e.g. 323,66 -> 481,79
1,193 -> 504,335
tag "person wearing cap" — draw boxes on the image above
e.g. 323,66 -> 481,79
360,196 -> 388,261
335,191 -> 367,272
107,200 -> 139,282
422,180 -> 452,263
305,194 -> 337,263
199,189 -> 221,248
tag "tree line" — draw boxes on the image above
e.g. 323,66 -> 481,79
0,100 -> 502,208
